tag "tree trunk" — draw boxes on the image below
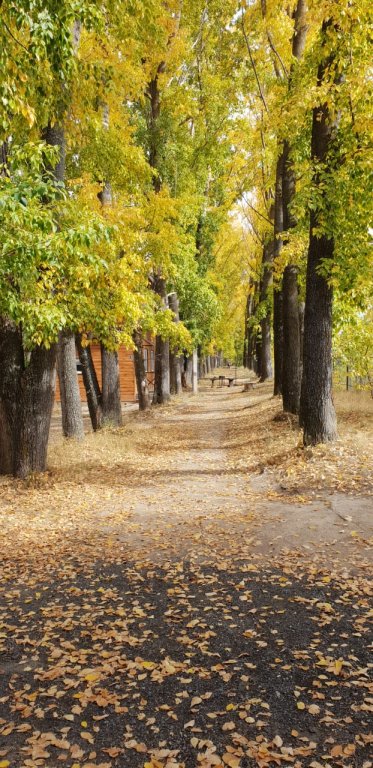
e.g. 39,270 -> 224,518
192,349 -> 198,394
300,19 -> 337,444
185,355 -> 193,387
168,292 -> 182,395
133,330 -> 150,411
152,275 -> 171,405
153,333 -> 170,404
273,288 -> 283,395
42,122 -> 66,183
280,1 -> 308,408
259,240 -> 273,381
299,301 -> 305,381
281,139 -> 301,413
76,335 -> 102,431
57,330 -> 84,439
170,352 -> 182,395
101,346 -> 122,426
300,230 -> 337,443
273,151 -> 284,395
282,265 -> 301,413
0,321 -> 56,478
43,122 -> 86,437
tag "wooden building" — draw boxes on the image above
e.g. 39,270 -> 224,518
56,339 -> 155,404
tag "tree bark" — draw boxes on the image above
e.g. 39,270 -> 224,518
299,300 -> 305,381
300,19 -> 337,444
0,321 -> 56,477
42,122 -> 66,184
153,332 -> 171,404
281,140 -> 301,413
273,151 -> 284,395
57,330 -> 84,439
192,349 -> 198,394
184,354 -> 193,387
76,335 -> 102,431
43,121 -> 85,436
168,292 -> 182,395
273,288 -> 283,394
282,265 -> 301,413
170,352 -> 183,395
133,330 -> 150,411
280,1 -> 308,410
152,275 -> 171,404
259,239 -> 273,381
101,346 -> 122,426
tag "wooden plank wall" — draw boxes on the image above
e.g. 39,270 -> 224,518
55,341 -> 155,403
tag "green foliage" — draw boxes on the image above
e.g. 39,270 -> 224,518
0,143 -> 111,347
0,0 -> 371,368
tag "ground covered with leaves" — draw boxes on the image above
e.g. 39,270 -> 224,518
0,384 -> 372,768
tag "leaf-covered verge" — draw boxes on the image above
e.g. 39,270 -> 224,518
0,384 -> 372,768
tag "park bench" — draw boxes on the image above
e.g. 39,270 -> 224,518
243,381 -> 256,391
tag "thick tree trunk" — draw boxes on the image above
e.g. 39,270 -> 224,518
57,330 -> 84,439
168,292 -> 182,395
133,331 -> 150,411
282,265 -> 301,414
152,275 -> 171,405
43,122 -> 86,437
259,240 -> 273,381
280,2 -> 308,408
273,152 -> 284,395
281,140 -> 301,413
153,333 -> 170,404
101,346 -> 122,426
76,335 -> 102,431
273,288 -> 283,395
0,321 -> 56,477
300,20 -> 337,444
299,301 -> 305,381
300,229 -> 337,443
184,355 -> 193,387
170,352 -> 182,395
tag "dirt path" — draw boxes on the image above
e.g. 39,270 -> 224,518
0,388 -> 372,768
89,386 -> 372,571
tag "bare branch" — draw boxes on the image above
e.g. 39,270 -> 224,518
241,9 -> 269,114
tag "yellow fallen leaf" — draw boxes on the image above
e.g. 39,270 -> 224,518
0,761 -> 10,768
226,703 -> 235,711
85,672 -> 100,682
297,701 -> 305,710
334,659 -> 343,675
142,661 -> 156,670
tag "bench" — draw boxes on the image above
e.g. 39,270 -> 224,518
243,381 -> 256,391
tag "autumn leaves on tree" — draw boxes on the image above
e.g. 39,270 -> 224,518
0,0 -> 372,476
